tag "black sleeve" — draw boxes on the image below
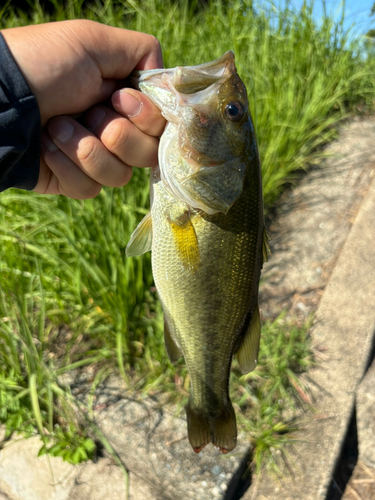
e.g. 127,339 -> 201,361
0,32 -> 41,192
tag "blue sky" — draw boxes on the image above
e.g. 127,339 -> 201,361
292,1 -> 374,36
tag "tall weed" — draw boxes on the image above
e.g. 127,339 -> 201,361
0,0 -> 374,466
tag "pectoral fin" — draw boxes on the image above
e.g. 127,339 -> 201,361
235,304 -> 261,374
164,316 -> 182,363
169,213 -> 200,271
262,227 -> 271,265
126,212 -> 152,257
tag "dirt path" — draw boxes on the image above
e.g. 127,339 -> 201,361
259,117 -> 375,321
254,117 -> 375,500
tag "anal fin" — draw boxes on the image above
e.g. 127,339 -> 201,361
235,304 -> 261,374
126,212 -> 152,257
164,316 -> 182,363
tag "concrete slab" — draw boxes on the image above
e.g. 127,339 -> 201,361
0,433 -> 161,500
0,397 -> 250,500
244,155 -> 375,499
95,395 -> 250,500
0,436 -> 75,500
356,358 -> 375,468
67,458 -> 155,500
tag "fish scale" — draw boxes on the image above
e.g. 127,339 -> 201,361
126,52 -> 268,453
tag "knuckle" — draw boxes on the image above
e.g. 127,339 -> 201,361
102,120 -> 131,151
74,19 -> 97,31
77,138 -> 100,163
141,34 -> 162,60
149,35 -> 161,52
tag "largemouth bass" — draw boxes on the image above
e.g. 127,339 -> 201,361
126,52 -> 269,453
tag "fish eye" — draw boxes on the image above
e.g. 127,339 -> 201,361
224,102 -> 244,122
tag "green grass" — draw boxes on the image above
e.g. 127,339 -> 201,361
0,0 -> 374,478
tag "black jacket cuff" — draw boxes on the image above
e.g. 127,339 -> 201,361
0,31 -> 41,191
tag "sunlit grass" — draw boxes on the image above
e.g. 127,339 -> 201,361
0,0 -> 374,472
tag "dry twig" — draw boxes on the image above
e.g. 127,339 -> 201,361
345,483 -> 363,500
358,460 -> 375,480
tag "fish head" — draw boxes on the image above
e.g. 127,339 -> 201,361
174,52 -> 253,167
135,52 -> 258,214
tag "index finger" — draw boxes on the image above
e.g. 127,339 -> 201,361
74,21 -> 164,78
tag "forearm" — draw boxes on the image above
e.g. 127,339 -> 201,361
0,32 -> 41,192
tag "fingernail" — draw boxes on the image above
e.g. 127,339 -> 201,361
85,107 -> 105,132
49,118 -> 74,143
41,133 -> 59,153
113,90 -> 143,118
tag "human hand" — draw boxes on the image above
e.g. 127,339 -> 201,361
2,20 -> 166,198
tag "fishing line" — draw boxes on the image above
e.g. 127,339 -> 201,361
237,62 -> 259,152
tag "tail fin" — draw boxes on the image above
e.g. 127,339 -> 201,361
186,402 -> 237,454
186,406 -> 210,453
211,405 -> 237,453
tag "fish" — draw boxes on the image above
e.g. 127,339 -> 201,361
126,52 -> 269,454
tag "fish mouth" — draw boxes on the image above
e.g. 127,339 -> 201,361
183,50 -> 236,76
131,51 -> 237,96
173,51 -> 236,94
134,50 -> 235,77
130,51 -> 239,125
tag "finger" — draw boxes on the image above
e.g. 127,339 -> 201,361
84,106 -> 159,168
48,116 -> 133,187
80,22 -> 164,76
35,156 -> 59,195
39,133 -> 102,199
112,89 -> 166,138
